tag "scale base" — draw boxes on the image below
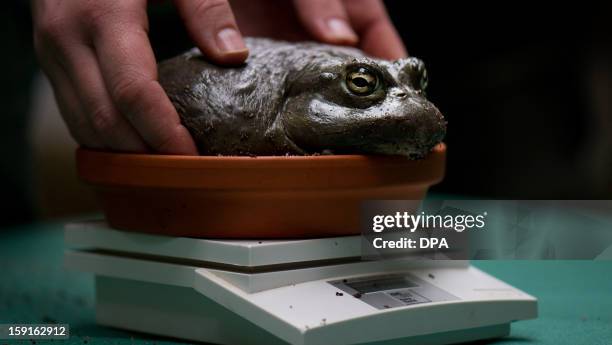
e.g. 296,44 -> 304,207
65,222 -> 535,345
97,276 -> 510,345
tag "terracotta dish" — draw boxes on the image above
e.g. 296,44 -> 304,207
76,144 -> 446,238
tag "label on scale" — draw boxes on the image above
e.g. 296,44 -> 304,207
329,273 -> 458,310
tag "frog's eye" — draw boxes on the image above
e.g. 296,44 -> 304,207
346,67 -> 379,96
419,68 -> 428,90
400,58 -> 428,91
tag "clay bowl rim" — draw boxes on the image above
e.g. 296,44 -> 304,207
76,143 -> 446,189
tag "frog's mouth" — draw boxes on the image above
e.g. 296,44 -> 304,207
285,115 -> 446,158
286,124 -> 445,158
278,94 -> 446,158
312,138 -> 443,159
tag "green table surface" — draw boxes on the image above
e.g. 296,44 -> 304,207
1,221 -> 611,345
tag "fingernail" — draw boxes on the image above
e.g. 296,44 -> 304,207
326,18 -> 358,42
216,27 -> 247,53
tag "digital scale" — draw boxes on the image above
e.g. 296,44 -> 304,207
64,220 -> 537,345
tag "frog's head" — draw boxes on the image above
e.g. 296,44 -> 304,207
278,56 -> 446,158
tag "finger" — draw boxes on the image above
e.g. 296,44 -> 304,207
92,9 -> 198,155
293,0 -> 358,45
61,44 -> 149,152
31,8 -> 102,149
42,61 -> 104,149
229,0 -> 309,41
343,0 -> 407,59
174,0 -> 248,65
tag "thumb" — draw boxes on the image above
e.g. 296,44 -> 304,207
174,0 -> 249,65
293,0 -> 359,46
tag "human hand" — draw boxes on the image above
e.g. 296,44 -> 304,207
229,0 -> 407,60
32,1 -> 200,154
32,0 -> 406,154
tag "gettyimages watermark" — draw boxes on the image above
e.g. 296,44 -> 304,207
361,200 -> 612,260
369,210 -> 487,251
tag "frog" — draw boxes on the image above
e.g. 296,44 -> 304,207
158,38 -> 446,158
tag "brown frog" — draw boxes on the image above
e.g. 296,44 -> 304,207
159,38 -> 446,158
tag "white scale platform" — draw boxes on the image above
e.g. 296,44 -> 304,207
65,221 -> 537,345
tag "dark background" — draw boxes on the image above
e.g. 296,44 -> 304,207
387,4 -> 611,199
2,1 -> 611,227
